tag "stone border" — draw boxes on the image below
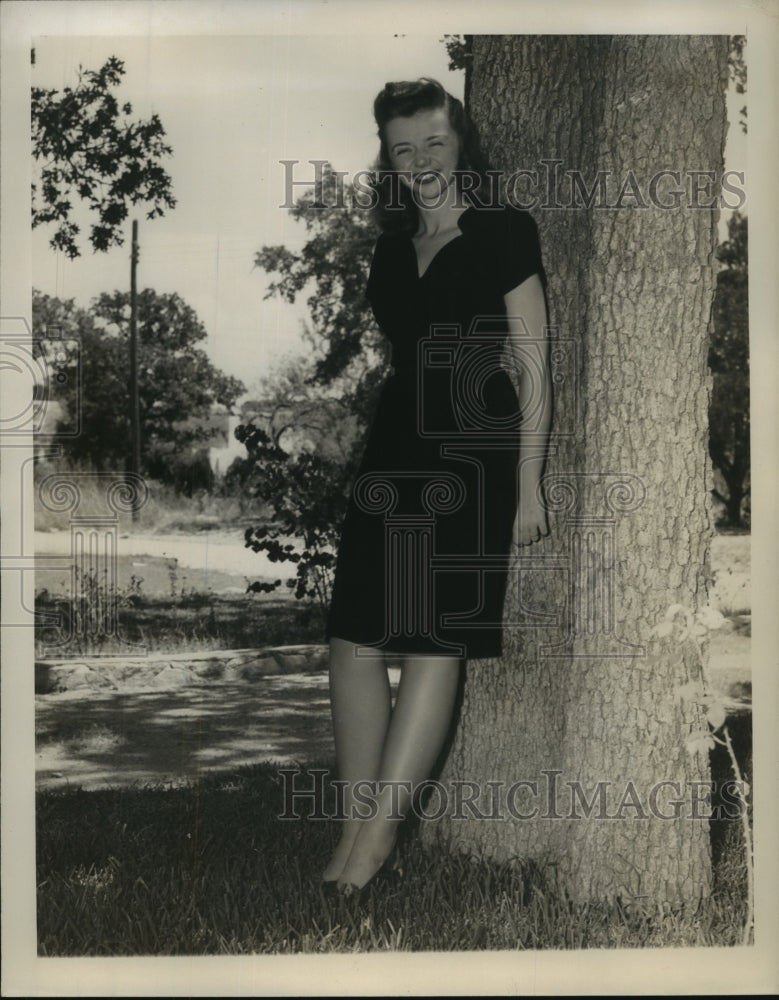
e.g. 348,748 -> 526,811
36,643 -> 750,710
35,645 -> 330,694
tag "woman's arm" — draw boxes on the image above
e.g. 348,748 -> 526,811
504,273 -> 552,546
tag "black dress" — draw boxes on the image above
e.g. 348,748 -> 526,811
326,204 -> 545,659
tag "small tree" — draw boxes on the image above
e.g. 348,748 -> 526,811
236,424 -> 352,622
241,164 -> 386,619
240,343 -> 363,462
253,162 -> 388,427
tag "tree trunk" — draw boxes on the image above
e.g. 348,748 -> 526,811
422,35 -> 728,908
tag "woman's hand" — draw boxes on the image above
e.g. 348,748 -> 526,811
504,274 -> 552,549
514,492 -> 549,547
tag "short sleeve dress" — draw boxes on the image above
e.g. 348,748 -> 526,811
326,204 -> 545,659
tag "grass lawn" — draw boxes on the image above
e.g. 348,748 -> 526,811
37,723 -> 752,955
35,590 -> 326,656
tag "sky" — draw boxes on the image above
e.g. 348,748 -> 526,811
31,35 -> 465,394
31,31 -> 747,397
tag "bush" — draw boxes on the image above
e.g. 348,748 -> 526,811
236,425 -> 352,621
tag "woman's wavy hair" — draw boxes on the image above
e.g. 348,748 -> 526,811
370,77 -> 494,235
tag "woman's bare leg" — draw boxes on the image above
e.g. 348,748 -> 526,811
336,653 -> 462,890
322,636 -> 392,882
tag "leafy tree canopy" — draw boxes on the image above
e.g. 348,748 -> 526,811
711,212 -> 748,373
33,288 -> 245,480
32,55 -> 176,258
252,163 -> 389,429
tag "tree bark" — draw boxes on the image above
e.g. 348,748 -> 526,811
422,35 -> 729,908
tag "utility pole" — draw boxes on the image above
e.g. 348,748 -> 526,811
129,218 -> 141,521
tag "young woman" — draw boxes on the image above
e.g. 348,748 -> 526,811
323,78 -> 551,893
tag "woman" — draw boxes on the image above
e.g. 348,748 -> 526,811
323,78 -> 551,893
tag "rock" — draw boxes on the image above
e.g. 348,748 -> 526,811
274,653 -> 310,674
708,661 -> 752,706
53,663 -> 115,693
304,647 -> 329,672
149,665 -> 196,687
727,680 -> 752,705
710,572 -> 751,616
111,660 -> 154,683
225,650 -> 269,668
267,644 -> 329,674
36,643 -> 331,693
35,662 -> 55,694
190,658 -> 225,680
238,657 -> 281,680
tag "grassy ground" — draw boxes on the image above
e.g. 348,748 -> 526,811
34,531 -> 750,657
34,469 -> 266,536
36,673 -> 341,790
36,741 -> 752,955
35,591 -> 326,657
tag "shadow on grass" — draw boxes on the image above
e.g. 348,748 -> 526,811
36,676 -> 337,790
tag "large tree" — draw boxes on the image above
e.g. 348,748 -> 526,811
32,289 -> 245,482
420,35 -> 729,911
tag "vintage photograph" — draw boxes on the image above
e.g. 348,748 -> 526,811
2,1 -> 777,995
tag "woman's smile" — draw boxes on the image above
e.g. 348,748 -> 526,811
385,106 -> 460,198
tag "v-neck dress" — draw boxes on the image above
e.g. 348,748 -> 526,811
326,204 -> 545,659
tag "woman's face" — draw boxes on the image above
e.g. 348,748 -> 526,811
384,106 -> 460,203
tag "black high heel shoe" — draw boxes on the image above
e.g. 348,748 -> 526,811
319,878 -> 341,901
337,850 -> 404,900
